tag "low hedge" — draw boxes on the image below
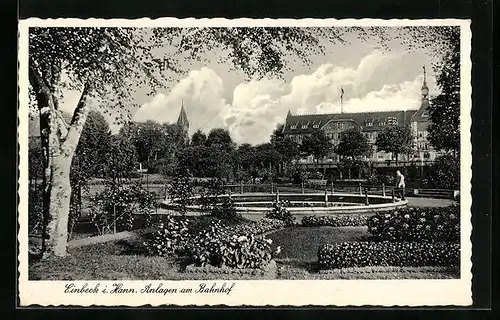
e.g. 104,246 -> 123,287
367,205 -> 460,243
301,215 -> 368,227
318,241 -> 460,269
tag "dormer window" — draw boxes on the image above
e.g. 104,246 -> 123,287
313,124 -> 319,128
301,124 -> 308,129
290,125 -> 297,129
387,116 -> 398,125
366,122 -> 373,127
421,111 -> 429,117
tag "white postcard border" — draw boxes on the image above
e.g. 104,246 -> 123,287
18,18 -> 473,307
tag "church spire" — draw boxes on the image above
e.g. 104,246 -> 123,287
286,108 -> 292,118
177,100 -> 189,129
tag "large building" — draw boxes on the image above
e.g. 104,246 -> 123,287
282,68 -> 438,163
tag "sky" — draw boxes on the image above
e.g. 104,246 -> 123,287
57,27 -> 441,145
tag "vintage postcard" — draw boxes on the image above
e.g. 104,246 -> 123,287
18,18 -> 472,306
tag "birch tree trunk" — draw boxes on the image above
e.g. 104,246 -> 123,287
30,59 -> 91,257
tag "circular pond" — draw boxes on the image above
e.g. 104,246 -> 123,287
162,192 -> 407,214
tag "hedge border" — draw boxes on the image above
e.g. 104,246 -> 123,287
317,265 -> 460,275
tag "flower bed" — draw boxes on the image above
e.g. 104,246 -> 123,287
367,205 -> 460,243
301,215 -> 369,227
318,241 -> 460,269
144,217 -> 284,269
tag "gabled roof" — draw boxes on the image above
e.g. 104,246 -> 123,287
282,110 -> 417,134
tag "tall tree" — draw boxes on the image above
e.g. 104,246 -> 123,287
206,128 -> 235,153
191,129 -> 207,146
270,124 -> 300,169
427,27 -> 460,156
73,110 -> 111,179
375,125 -> 413,165
300,130 -> 333,163
335,127 -> 371,159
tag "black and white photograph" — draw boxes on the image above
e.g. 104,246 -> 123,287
18,18 -> 472,306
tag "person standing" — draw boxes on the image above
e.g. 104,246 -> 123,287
396,170 -> 406,200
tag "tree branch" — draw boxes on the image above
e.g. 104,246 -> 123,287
61,82 -> 91,155
28,57 -> 50,98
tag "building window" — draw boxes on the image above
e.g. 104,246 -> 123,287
387,116 -> 398,125
301,124 -> 308,129
290,125 -> 297,129
313,124 -> 319,128
366,122 -> 373,127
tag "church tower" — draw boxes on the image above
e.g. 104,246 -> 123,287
177,101 -> 189,143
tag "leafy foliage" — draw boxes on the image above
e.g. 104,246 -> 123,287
88,182 -> 155,235
300,129 -> 333,162
265,201 -> 295,226
336,127 -> 371,159
422,155 -> 460,189
375,125 -> 413,161
301,215 -> 369,227
168,169 -> 194,215
191,129 -> 207,146
145,217 -> 285,268
427,27 -> 460,154
367,206 -> 460,243
318,241 -> 460,269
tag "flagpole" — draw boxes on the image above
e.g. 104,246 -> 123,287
340,86 -> 344,114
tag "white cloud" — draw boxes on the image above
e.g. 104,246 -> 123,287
133,67 -> 230,135
134,51 -> 440,145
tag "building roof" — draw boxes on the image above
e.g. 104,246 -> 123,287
410,98 -> 431,123
282,110 -> 417,134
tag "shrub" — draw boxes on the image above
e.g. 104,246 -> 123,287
168,169 -> 194,215
367,172 -> 395,186
89,182 -> 155,235
422,154 -> 460,189
367,206 -> 460,243
266,200 -> 295,226
145,216 -> 191,256
318,241 -> 460,269
210,197 -> 242,221
144,218 -> 285,268
186,221 -> 279,268
301,215 -> 369,227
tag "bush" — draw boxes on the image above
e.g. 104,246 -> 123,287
367,172 -> 395,186
187,221 -> 279,269
145,217 -> 191,256
266,201 -> 295,226
144,218 -> 284,268
301,215 -> 369,227
318,241 -> 460,269
422,154 -> 460,189
89,182 -> 155,235
211,197 -> 242,221
367,206 -> 460,243
168,169 -> 194,215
